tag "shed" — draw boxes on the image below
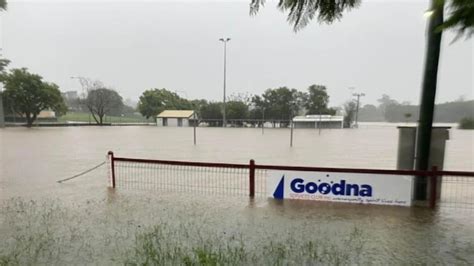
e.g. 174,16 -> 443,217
156,110 -> 196,127
292,115 -> 344,129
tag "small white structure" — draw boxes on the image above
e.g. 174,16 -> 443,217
156,110 -> 195,127
292,115 -> 344,129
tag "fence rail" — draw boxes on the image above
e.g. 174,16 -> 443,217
107,151 -> 474,208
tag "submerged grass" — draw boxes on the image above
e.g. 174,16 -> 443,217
0,198 -> 370,266
123,224 -> 368,266
1,197 -> 472,265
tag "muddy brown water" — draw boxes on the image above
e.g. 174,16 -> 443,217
0,125 -> 473,264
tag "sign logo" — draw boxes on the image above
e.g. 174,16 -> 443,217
273,175 -> 285,199
267,170 -> 413,206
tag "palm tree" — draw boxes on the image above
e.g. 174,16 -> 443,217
251,0 -> 473,200
0,0 -> 6,11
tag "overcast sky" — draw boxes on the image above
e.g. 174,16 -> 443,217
0,0 -> 472,106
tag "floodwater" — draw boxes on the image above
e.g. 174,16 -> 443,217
0,125 -> 473,264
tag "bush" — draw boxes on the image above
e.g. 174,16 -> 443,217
459,117 -> 474,129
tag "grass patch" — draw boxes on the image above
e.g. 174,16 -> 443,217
1,198 -> 472,265
122,222 -> 369,265
58,111 -> 154,123
0,198 -> 370,266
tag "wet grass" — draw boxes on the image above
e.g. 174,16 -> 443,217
58,111 -> 153,123
0,198 -> 369,265
123,225 -> 367,265
121,223 -> 369,265
1,197 -> 473,265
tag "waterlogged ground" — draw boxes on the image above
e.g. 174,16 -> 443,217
1,192 -> 473,265
1,126 -> 473,264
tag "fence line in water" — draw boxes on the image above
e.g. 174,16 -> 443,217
107,151 -> 474,209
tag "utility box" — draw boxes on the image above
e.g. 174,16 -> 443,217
397,126 -> 450,201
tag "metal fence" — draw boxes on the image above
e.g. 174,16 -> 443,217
107,151 -> 474,208
439,174 -> 474,208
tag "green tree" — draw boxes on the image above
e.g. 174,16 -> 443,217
200,102 -> 222,126
343,100 -> 357,128
459,117 -> 474,129
226,100 -> 249,126
0,68 -> 67,127
249,95 -> 265,124
83,88 -> 123,125
357,104 -> 384,122
137,89 -> 191,119
0,58 -> 9,72
0,0 -> 6,10
262,87 -> 302,120
304,84 -> 331,115
189,99 -> 208,118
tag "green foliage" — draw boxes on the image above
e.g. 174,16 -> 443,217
357,104 -> 383,122
357,97 -> 474,123
83,88 -> 123,125
250,0 -> 361,31
138,89 -> 191,119
0,68 -> 67,127
0,58 -> 9,72
200,102 -> 223,126
0,0 -> 6,11
226,101 -> 249,120
343,101 -> 356,128
440,0 -> 474,39
459,117 -> 474,129
304,84 -> 332,115
249,85 -> 335,125
258,87 -> 303,120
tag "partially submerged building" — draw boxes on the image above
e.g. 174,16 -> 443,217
156,110 -> 196,127
292,115 -> 344,129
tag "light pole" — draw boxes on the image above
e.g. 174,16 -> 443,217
219,37 -> 230,128
352,92 -> 365,128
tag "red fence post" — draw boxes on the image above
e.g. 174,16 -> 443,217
249,159 -> 255,198
429,166 -> 438,208
108,151 -> 116,188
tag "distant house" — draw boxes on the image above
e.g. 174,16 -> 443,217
156,110 -> 196,127
292,115 -> 344,129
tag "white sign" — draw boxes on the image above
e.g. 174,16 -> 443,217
267,170 -> 414,206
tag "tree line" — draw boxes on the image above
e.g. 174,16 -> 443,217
137,85 -> 336,126
356,94 -> 474,123
2,65 -> 471,128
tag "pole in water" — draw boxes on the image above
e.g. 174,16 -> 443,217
290,119 -> 294,147
193,111 -> 197,145
318,112 -> 322,135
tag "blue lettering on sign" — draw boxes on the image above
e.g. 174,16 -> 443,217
289,178 -> 373,197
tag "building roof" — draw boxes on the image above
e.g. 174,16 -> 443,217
157,110 -> 195,118
293,115 -> 343,122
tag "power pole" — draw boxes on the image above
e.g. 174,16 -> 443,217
415,1 -> 444,200
353,92 -> 365,128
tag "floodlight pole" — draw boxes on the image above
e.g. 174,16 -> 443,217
219,37 -> 230,128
